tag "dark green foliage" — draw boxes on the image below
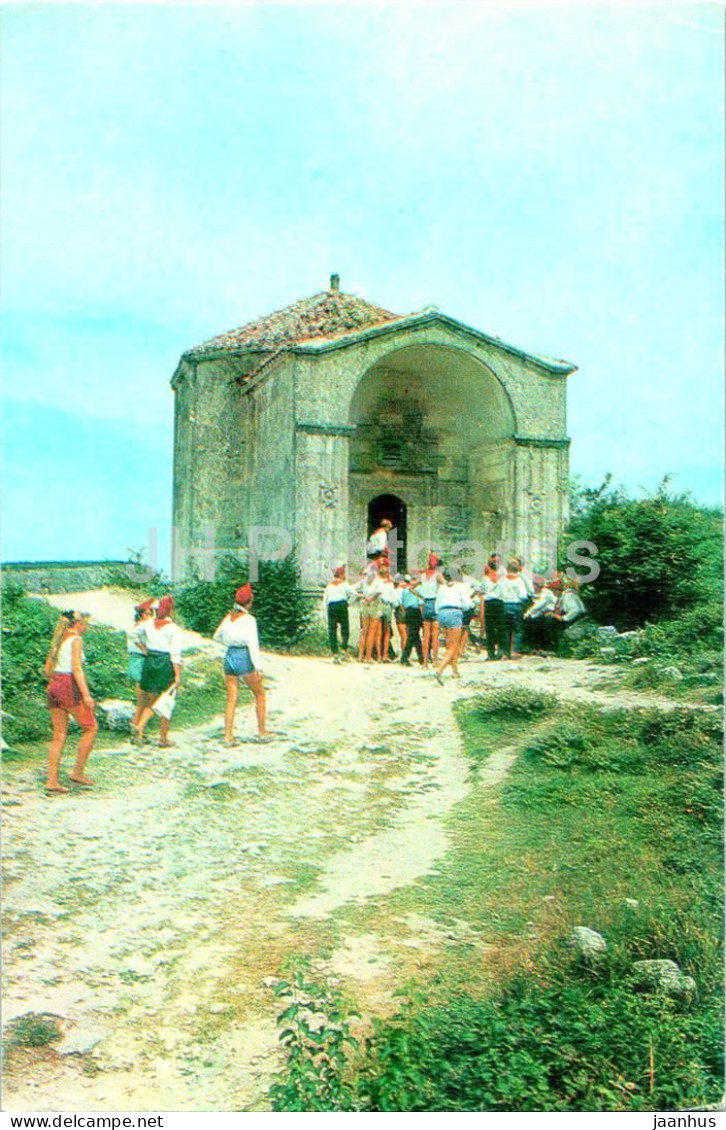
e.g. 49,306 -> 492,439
7,1013 -> 62,1048
355,940 -> 723,1112
268,970 -> 360,1112
2,584 -> 127,746
566,477 -> 723,629
175,553 -> 312,648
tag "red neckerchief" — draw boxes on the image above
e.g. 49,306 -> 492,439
154,616 -> 171,630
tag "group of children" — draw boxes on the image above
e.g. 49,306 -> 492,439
42,537 -> 586,792
322,541 -> 587,683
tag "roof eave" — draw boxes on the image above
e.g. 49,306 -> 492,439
289,312 -> 577,375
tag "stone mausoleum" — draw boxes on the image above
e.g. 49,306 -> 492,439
171,277 -> 575,583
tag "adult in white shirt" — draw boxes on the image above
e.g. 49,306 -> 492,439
323,566 -> 356,663
213,584 -> 267,745
133,595 -> 183,747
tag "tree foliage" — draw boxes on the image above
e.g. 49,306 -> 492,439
565,476 -> 723,628
175,553 -> 312,648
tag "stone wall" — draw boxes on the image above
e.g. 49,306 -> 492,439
2,563 -> 127,594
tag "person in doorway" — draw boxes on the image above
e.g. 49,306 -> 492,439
133,595 -> 182,747
213,584 -> 268,744
44,611 -> 98,793
366,518 -> 393,561
323,566 -> 355,663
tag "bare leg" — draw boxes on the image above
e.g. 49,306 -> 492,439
382,620 -> 391,661
47,708 -> 69,791
432,618 -> 440,661
134,692 -> 158,741
131,684 -> 144,728
159,717 -> 174,747
69,709 -> 98,784
367,619 -> 382,662
358,618 -> 366,661
398,622 -> 408,652
422,620 -> 431,668
436,627 -> 459,678
243,672 -> 267,735
224,674 -> 239,743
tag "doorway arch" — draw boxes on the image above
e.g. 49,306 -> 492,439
368,493 -> 407,573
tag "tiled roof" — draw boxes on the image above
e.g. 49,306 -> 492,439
188,289 -> 402,356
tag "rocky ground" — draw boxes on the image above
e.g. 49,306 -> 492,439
2,593 -> 701,1112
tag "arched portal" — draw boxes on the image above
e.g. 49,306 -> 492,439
368,493 -> 407,572
348,343 -> 516,567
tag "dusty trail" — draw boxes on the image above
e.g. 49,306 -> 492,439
2,608 -> 697,1111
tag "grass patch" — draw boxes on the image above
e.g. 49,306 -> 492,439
269,694 -> 723,1111
6,1013 -> 62,1048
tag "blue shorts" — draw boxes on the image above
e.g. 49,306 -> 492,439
422,598 -> 437,622
127,653 -> 145,683
438,607 -> 463,631
224,646 -> 255,676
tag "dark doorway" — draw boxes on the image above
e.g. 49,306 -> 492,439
368,494 -> 407,573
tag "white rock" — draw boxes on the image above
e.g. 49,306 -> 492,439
57,1026 -> 106,1055
97,699 -> 136,731
570,926 -> 607,959
632,657 -> 651,666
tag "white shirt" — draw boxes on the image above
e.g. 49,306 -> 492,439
492,575 -> 529,603
460,576 -> 481,609
524,589 -> 557,619
435,581 -> 469,612
137,619 -> 183,664
560,590 -> 586,623
127,623 -> 147,655
357,576 -> 384,601
416,573 -> 442,599
366,529 -> 388,554
380,579 -> 398,605
323,581 -> 356,608
213,612 -> 262,669
53,635 -> 84,674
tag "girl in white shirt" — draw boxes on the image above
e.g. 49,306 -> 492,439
44,611 -> 98,793
133,595 -> 183,747
213,584 -> 267,744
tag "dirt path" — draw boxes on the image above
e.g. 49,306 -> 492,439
2,609 -> 700,1111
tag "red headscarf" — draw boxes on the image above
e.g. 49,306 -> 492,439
235,584 -> 253,606
135,598 -> 154,614
155,595 -> 174,628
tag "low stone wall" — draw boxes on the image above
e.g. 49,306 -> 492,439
2,562 -> 127,594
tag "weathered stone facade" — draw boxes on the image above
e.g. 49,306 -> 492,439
171,281 -> 575,583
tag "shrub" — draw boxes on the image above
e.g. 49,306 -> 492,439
565,477 -> 723,629
7,1013 -> 62,1048
175,553 -> 312,648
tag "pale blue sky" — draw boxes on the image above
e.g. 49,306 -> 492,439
2,2 -> 723,570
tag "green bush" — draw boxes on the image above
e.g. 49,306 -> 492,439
354,938 -> 723,1112
474,687 -> 558,721
565,477 -> 722,629
7,1013 -> 63,1048
2,584 -> 127,746
175,553 -> 312,648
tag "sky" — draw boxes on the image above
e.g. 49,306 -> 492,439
2,1 -> 723,572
